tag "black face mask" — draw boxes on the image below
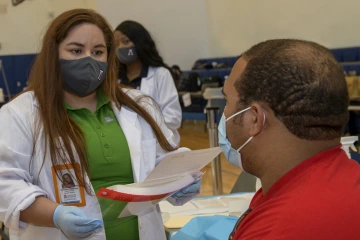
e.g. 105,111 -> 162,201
60,57 -> 108,97
117,46 -> 138,64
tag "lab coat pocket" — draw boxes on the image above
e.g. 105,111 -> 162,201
142,138 -> 157,175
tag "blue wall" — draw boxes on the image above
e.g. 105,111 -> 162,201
0,54 -> 36,95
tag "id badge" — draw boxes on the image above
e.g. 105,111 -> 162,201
52,163 -> 86,207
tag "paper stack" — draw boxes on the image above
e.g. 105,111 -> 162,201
96,147 -> 222,217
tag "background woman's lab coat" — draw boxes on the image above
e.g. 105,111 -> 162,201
140,66 -> 182,144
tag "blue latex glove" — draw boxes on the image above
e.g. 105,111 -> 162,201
172,177 -> 202,199
53,205 -> 103,239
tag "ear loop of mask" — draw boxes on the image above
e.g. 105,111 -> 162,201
225,107 -> 251,122
237,112 -> 266,152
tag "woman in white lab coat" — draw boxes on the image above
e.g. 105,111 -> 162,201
0,9 -> 200,240
114,21 -> 182,144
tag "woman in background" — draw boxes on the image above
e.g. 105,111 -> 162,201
114,21 -> 182,144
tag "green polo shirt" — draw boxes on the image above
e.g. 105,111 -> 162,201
65,90 -> 139,240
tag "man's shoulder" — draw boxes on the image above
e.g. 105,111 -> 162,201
234,154 -> 360,240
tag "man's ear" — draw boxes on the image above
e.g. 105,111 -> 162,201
248,103 -> 266,137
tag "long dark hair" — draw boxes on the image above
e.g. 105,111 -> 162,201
115,20 -> 173,75
25,9 -> 177,194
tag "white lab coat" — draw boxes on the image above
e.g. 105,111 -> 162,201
140,66 -> 182,144
0,89 -> 186,240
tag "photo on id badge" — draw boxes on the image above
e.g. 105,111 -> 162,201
52,163 -> 86,206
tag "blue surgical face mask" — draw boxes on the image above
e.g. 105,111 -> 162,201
218,107 -> 265,171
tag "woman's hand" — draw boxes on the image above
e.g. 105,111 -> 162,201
172,177 -> 202,199
53,205 -> 103,239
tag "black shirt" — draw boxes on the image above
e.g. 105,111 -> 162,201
118,65 -> 149,90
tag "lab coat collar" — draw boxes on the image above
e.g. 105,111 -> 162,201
144,66 -> 156,80
111,102 -> 137,127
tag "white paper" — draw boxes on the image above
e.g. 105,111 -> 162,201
191,198 -> 228,209
107,174 -> 194,196
111,147 -> 221,218
119,201 -> 156,218
146,147 -> 222,181
182,92 -> 192,107
117,172 -> 204,218
159,200 -> 198,214
159,193 -> 255,217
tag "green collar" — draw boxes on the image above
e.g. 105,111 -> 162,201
96,88 -> 110,110
64,89 -> 110,111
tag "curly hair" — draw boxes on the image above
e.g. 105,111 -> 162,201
236,39 -> 349,140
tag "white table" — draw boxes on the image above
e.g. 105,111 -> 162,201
349,105 -> 360,111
